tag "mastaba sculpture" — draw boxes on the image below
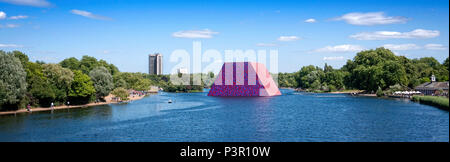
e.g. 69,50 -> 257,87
208,62 -> 281,96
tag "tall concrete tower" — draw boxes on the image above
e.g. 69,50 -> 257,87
149,53 -> 163,75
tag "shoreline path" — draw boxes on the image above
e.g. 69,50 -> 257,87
0,94 -> 146,116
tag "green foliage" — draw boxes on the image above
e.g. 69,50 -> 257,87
60,55 -> 119,76
59,57 -> 80,71
0,51 -> 27,109
411,57 -> 448,82
162,74 -> 204,93
89,66 -> 114,99
342,47 -> 441,91
295,65 -> 324,90
293,64 -> 346,92
376,87 -> 384,97
114,78 -> 128,88
42,64 -> 74,101
132,78 -> 151,91
278,72 -> 298,88
113,72 -> 146,89
412,95 -> 449,109
444,58 -> 449,72
111,87 -> 129,101
323,70 -> 346,90
285,48 -> 448,93
69,70 -> 96,104
12,50 -> 29,67
29,77 -> 56,107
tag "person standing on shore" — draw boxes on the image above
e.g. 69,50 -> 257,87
67,101 -> 70,107
26,104 -> 31,112
51,102 -> 54,110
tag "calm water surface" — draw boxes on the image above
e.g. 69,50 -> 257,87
0,89 -> 448,142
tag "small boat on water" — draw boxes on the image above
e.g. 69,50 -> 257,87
168,99 -> 173,103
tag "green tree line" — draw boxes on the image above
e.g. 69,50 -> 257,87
0,51 -> 155,110
278,47 -> 449,93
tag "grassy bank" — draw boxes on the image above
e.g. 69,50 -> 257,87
411,95 -> 449,110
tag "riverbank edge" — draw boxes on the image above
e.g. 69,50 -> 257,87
0,95 -> 146,116
411,95 -> 449,110
293,89 -> 449,109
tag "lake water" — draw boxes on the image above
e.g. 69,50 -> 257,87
0,89 -> 448,142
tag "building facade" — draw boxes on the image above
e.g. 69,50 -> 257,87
415,81 -> 449,96
149,53 -> 163,75
415,75 -> 449,96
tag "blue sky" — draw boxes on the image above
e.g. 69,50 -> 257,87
0,0 -> 448,73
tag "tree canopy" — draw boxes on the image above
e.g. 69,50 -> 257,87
60,55 -> 119,76
0,51 -> 27,109
69,70 -> 96,104
280,47 -> 449,93
89,66 -> 114,99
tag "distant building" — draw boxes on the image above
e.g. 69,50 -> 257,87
415,75 -> 449,96
149,53 -> 162,75
177,67 -> 188,74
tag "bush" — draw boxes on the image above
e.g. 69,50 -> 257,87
376,87 -> 384,97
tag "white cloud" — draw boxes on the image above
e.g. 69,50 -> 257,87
350,29 -> 440,40
277,36 -> 299,41
382,44 -> 421,50
8,15 -> 28,20
424,44 -> 447,50
323,56 -> 345,61
70,9 -> 111,20
334,12 -> 408,26
0,11 -> 6,19
172,29 -> 219,39
256,43 -> 278,47
0,43 -> 22,48
314,44 -> 365,53
304,18 -> 317,23
0,0 -> 51,7
0,24 -> 20,28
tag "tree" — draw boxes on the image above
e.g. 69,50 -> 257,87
111,87 -> 129,101
443,57 -> 449,72
24,62 -> 56,107
278,72 -> 298,88
42,64 -> 74,101
324,70 -> 345,90
380,60 -> 408,88
29,76 -> 56,107
0,51 -> 27,109
89,66 -> 114,99
376,86 -> 384,97
60,57 -> 80,71
343,48 -> 410,91
114,78 -> 128,88
60,56 -> 119,76
12,50 -> 29,67
132,78 -> 151,91
323,63 -> 333,73
98,59 -> 119,76
69,70 -> 96,104
295,65 -> 323,89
